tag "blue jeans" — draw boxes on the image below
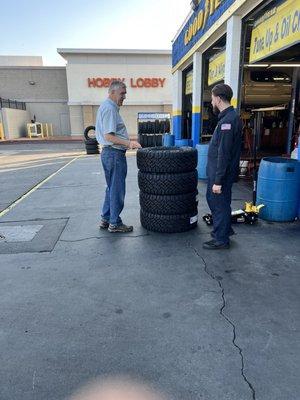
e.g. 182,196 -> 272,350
206,177 -> 233,245
101,147 -> 127,226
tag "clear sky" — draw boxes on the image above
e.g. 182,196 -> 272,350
1,0 -> 190,65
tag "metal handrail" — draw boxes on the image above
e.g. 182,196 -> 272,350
0,97 -> 26,110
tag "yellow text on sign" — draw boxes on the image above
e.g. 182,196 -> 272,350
185,71 -> 193,95
208,50 -> 226,86
250,0 -> 300,63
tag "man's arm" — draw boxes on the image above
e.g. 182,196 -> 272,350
104,133 -> 141,149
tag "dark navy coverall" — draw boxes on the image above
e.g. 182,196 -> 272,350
206,106 -> 242,245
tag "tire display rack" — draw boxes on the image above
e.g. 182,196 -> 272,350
137,112 -> 171,148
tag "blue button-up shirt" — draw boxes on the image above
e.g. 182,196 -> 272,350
95,98 -> 129,151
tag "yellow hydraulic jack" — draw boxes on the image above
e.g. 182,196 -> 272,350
203,202 -> 264,226
244,202 -> 264,214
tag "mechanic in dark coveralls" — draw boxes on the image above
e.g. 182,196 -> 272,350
203,83 -> 242,250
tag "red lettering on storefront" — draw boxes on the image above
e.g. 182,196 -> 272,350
143,78 -> 151,88
158,78 -> 166,87
88,77 -> 166,88
136,78 -> 144,88
88,78 -> 96,87
96,78 -> 103,87
130,78 -> 137,88
103,78 -> 110,87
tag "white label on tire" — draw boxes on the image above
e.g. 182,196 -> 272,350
190,215 -> 198,224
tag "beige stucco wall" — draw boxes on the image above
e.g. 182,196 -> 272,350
69,105 -> 84,135
0,67 -> 70,135
66,63 -> 172,106
1,108 -> 30,139
59,51 -> 172,136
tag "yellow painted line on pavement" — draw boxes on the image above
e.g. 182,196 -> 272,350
0,155 -> 84,219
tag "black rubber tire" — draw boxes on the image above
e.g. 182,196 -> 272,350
139,122 -> 143,134
165,119 -> 170,133
144,122 -> 148,134
144,135 -> 148,147
137,146 -> 197,173
159,120 -> 165,133
156,134 -> 163,146
86,148 -> 99,154
150,135 -> 155,147
138,122 -> 142,134
84,125 -> 96,141
140,209 -> 198,233
154,119 -> 160,133
144,135 -> 148,148
85,143 -> 99,150
139,134 -> 146,147
140,191 -> 198,215
85,138 -> 98,145
85,135 -> 99,154
138,170 -> 198,195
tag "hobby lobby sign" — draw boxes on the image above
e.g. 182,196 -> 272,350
87,77 -> 166,88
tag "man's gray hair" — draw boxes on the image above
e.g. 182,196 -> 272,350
109,80 -> 126,93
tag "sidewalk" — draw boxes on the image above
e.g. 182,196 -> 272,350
0,153 -> 299,400
0,136 -> 84,144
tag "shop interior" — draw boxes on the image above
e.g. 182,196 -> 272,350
180,5 -> 300,179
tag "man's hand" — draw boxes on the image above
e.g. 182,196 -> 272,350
128,140 -> 142,149
212,184 -> 222,194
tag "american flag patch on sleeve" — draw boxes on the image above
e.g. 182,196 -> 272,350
221,123 -> 231,130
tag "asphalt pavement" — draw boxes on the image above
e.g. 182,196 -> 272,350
0,143 -> 299,400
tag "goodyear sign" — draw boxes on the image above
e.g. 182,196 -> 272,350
172,0 -> 235,68
208,50 -> 225,86
250,0 -> 300,63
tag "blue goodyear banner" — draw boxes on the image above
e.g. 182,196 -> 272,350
250,0 -> 300,63
172,0 -> 235,68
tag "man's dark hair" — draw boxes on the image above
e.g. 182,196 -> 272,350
211,83 -> 233,103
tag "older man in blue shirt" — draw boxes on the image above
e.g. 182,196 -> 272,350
96,80 -> 141,233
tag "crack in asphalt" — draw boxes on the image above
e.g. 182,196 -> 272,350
60,233 -> 150,242
189,243 -> 256,400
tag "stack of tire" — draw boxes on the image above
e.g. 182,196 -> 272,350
137,147 -> 198,233
138,119 -> 171,148
84,125 -> 99,155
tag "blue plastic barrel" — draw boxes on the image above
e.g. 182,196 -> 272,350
163,134 -> 175,147
196,144 -> 209,180
257,157 -> 300,222
175,139 -> 193,147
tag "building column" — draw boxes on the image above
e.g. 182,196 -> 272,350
192,51 -> 202,146
172,69 -> 182,140
225,15 -> 242,109
69,105 -> 84,136
82,105 -> 94,128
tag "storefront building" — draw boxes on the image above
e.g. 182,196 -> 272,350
172,0 -> 300,155
57,49 -> 172,137
0,50 -> 172,139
